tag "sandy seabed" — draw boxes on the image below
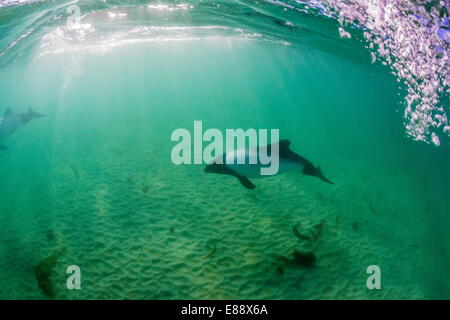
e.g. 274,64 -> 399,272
0,139 -> 448,300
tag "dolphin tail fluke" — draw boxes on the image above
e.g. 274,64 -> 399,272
303,163 -> 334,184
28,107 -> 45,119
315,166 -> 334,184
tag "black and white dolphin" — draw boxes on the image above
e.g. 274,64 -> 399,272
204,139 -> 334,189
0,107 -> 45,150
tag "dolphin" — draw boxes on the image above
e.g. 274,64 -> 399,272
204,139 -> 334,189
0,107 -> 45,150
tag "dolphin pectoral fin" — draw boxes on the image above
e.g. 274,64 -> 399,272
235,174 -> 256,190
205,162 -> 256,189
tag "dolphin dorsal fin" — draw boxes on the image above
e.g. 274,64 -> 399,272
265,139 -> 292,156
278,139 -> 292,152
4,108 -> 12,117
275,139 -> 310,164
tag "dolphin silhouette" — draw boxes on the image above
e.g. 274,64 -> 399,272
0,107 -> 45,150
204,139 -> 334,189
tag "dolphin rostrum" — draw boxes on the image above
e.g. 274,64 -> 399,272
0,107 -> 45,150
204,139 -> 334,189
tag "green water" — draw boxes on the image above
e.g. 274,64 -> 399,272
0,0 -> 450,300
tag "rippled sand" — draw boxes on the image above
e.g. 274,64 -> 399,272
1,139 -> 447,300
